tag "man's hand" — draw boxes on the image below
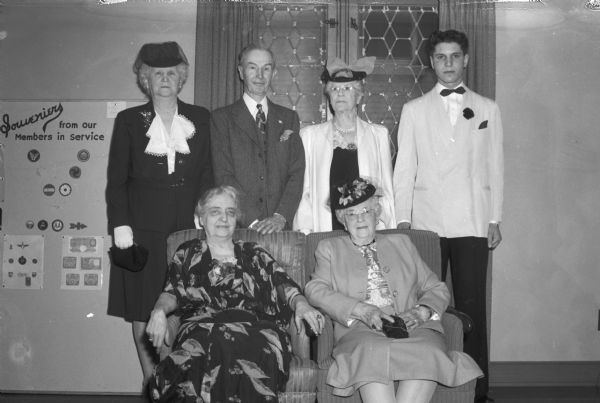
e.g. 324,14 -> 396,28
488,223 -> 502,249
397,222 -> 411,230
254,214 -> 286,235
114,225 -> 133,249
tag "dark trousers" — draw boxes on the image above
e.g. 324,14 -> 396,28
440,236 -> 489,399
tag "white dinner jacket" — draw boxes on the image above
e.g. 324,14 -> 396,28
393,86 -> 503,238
293,118 -> 396,233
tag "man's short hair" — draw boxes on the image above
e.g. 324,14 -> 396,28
237,43 -> 275,66
428,29 -> 469,57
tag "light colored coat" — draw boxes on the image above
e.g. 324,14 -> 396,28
305,234 -> 450,342
293,118 -> 395,233
393,87 -> 503,238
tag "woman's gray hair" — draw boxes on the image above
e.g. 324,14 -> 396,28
195,185 -> 243,221
135,63 -> 189,98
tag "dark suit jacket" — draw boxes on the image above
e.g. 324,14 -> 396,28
210,98 -> 304,227
106,100 -> 213,233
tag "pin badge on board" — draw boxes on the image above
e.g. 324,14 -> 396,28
52,219 -> 64,232
69,166 -> 81,179
27,149 -> 41,162
58,183 -> 72,196
43,184 -> 56,196
38,220 -> 48,231
77,149 -> 90,162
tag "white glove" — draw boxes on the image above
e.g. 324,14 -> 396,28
114,225 -> 134,249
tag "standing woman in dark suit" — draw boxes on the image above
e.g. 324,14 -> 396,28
106,41 -> 213,389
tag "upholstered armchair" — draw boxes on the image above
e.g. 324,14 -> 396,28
160,229 -> 317,403
305,229 -> 476,403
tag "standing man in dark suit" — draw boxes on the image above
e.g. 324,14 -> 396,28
393,30 -> 503,403
210,44 -> 304,234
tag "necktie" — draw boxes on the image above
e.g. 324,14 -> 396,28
440,86 -> 466,97
256,104 -> 267,135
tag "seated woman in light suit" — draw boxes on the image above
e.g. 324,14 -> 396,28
304,177 -> 482,403
293,57 -> 395,233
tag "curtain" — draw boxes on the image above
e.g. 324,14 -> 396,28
194,1 -> 257,110
438,0 -> 496,99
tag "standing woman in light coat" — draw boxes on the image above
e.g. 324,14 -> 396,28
293,57 -> 395,233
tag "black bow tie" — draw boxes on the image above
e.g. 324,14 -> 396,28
440,86 -> 466,97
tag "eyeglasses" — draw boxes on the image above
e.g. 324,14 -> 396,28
329,85 -> 355,94
206,207 -> 238,219
344,207 -> 376,221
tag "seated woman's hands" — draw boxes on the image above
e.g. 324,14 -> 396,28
397,306 -> 432,331
351,301 -> 394,331
292,295 -> 324,336
146,308 -> 170,349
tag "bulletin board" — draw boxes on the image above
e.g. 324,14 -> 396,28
0,101 -> 144,393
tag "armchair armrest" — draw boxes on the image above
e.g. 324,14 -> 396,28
314,313 -> 335,369
446,306 -> 473,334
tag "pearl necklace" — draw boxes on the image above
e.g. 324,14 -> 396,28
334,122 -> 356,134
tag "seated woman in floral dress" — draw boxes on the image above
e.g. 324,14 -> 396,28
145,185 -> 323,402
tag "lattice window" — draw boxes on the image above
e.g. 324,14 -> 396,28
257,3 -> 328,127
359,4 -> 439,158
255,1 -> 439,149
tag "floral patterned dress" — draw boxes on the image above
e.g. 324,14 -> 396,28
150,239 -> 302,403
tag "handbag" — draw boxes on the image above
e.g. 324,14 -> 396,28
382,315 -> 409,339
109,243 -> 149,272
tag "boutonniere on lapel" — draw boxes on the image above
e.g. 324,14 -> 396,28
280,129 -> 295,142
462,107 -> 474,120
140,111 -> 153,129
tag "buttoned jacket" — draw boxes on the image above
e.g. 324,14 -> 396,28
210,98 -> 304,227
305,233 -> 450,342
393,87 -> 504,238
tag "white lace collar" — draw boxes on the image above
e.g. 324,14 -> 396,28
144,109 -> 195,174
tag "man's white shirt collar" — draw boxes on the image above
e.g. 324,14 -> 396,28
243,93 -> 268,118
436,82 -> 465,127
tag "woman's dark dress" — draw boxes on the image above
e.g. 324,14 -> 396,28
106,100 -> 213,322
329,147 -> 359,229
150,239 -> 302,403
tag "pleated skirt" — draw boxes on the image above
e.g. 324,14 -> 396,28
328,325 -> 483,396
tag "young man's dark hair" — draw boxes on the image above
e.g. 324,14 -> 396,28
428,29 -> 469,57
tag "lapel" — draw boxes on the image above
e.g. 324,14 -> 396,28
316,121 -> 334,176
231,98 -> 261,146
265,99 -> 284,145
451,86 -> 474,145
138,101 -> 155,140
355,117 -> 374,175
426,89 -> 454,147
455,88 -> 476,136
